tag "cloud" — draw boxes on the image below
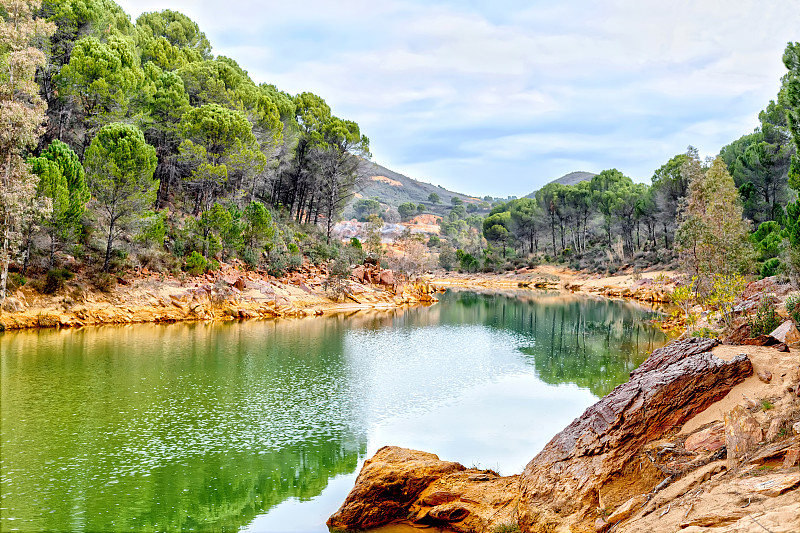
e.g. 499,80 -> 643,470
116,0 -> 799,196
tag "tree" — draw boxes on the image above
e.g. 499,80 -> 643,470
28,140 -> 89,266
781,41 -> 800,281
1,0 -> 55,302
428,192 -> 440,204
84,123 -> 157,271
451,196 -> 463,206
398,202 -> 416,220
651,151 -> 691,248
676,156 -> 754,282
179,103 -> 265,214
353,198 -> 380,221
509,198 -> 541,254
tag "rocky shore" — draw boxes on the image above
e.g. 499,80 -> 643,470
431,266 -> 675,305
0,261 -> 438,331
328,338 -> 800,533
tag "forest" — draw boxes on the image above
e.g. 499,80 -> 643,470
1,0 -> 800,302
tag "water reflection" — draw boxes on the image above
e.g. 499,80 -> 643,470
0,291 -> 665,532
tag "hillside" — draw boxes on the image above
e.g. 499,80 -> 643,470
344,161 -> 481,219
523,171 -> 597,198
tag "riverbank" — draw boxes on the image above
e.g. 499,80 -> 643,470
0,261 -> 438,331
430,265 -> 676,304
0,263 -> 674,332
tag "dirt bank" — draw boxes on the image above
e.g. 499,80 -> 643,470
0,261 -> 438,331
431,265 -> 675,305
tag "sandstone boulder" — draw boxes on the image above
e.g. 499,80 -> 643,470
379,269 -> 395,286
725,405 -> 764,466
327,446 -> 465,530
631,337 -> 720,377
685,422 -> 725,452
518,350 -> 752,533
769,320 -> 800,345
1,296 -> 24,313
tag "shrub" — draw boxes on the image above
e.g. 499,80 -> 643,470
785,293 -> 800,324
92,271 -> 116,293
7,272 -> 26,292
747,292 -> 782,337
760,258 -> 781,278
705,273 -> 747,330
41,268 -> 75,294
184,251 -> 208,276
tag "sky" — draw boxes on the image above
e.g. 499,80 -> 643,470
117,0 -> 800,197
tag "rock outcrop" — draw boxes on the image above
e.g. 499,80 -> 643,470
326,447 -> 465,530
517,347 -> 752,532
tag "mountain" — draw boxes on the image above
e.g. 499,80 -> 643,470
523,171 -> 597,199
343,161 -> 481,219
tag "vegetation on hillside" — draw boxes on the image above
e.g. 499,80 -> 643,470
0,0 -> 798,304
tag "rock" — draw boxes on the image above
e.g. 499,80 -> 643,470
327,446 -> 465,530
743,334 -> 779,346
794,421 -> 800,435
352,265 -> 365,282
757,369 -> 773,383
518,349 -> 752,533
409,470 -> 519,533
725,405 -> 764,465
605,494 -> 648,528
775,342 -> 790,352
765,418 -> 786,442
769,320 -> 800,344
631,337 -> 720,377
1,296 -> 24,313
734,472 -> 800,497
685,422 -> 725,452
783,448 -> 799,468
379,269 -> 394,286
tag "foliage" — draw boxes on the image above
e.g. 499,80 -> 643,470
781,42 -> 800,282
84,122 -> 158,271
704,273 -> 748,330
785,293 -> 800,324
428,192 -> 440,204
41,267 -> 74,294
0,0 -> 55,301
677,155 -> 755,282
747,292 -> 782,337
184,250 -> 208,275
671,277 -> 697,330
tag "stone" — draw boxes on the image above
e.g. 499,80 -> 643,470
1,296 -> 24,313
518,349 -> 752,533
352,265 -> 365,282
775,342 -> 790,352
783,448 -> 799,468
734,472 -> 800,497
327,446 -> 465,530
605,494 -> 648,527
743,335 -> 779,346
724,405 -> 764,465
378,269 -> 394,286
685,422 -> 725,452
765,418 -> 785,442
769,320 -> 800,345
631,337 -> 720,377
757,369 -> 773,383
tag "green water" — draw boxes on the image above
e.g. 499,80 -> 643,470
0,290 -> 666,532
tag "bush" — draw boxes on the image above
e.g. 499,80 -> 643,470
7,272 -> 26,292
41,268 -> 74,294
785,293 -> 800,324
184,251 -> 208,276
92,271 -> 116,293
760,258 -> 781,278
747,292 -> 782,337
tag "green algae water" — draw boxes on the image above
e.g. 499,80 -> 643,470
0,290 -> 667,532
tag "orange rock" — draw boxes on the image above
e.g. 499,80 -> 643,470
685,422 -> 725,452
725,405 -> 764,466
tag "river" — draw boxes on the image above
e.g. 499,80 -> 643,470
0,290 -> 667,532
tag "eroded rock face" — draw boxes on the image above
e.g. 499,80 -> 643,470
724,405 -> 764,466
685,422 -> 725,452
518,350 -> 752,532
326,446 -> 465,530
631,337 -> 720,377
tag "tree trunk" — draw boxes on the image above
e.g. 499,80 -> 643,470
103,220 -> 115,272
